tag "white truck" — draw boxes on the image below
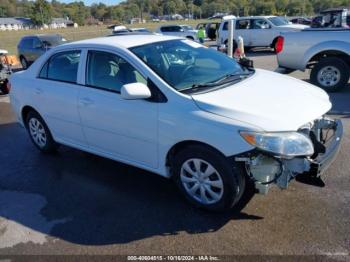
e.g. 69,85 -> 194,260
217,16 -> 308,51
276,28 -> 350,92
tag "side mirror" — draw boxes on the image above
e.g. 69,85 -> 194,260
121,82 -> 151,100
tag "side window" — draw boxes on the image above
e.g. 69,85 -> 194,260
252,19 -> 271,29
223,22 -> 228,31
236,19 -> 250,30
33,37 -> 42,48
21,38 -> 33,48
39,50 -> 81,83
161,27 -> 170,32
173,26 -> 182,32
86,51 -> 147,93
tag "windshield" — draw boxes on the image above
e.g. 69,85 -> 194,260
130,39 -> 248,91
39,35 -> 66,47
268,16 -> 289,26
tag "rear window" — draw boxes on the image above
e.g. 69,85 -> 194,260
39,50 -> 81,83
19,38 -> 33,48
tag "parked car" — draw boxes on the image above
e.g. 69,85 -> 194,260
217,16 -> 309,51
276,28 -> 350,92
312,8 -> 350,28
0,49 -> 11,94
155,24 -> 198,40
112,25 -> 133,35
130,28 -> 151,33
196,22 -> 220,40
290,17 -> 312,25
17,34 -> 67,69
9,35 -> 342,212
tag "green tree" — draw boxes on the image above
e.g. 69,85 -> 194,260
29,0 -> 52,26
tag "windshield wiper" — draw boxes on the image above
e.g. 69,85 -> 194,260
181,70 -> 254,93
214,71 -> 253,84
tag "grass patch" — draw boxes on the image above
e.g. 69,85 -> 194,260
0,19 -> 218,55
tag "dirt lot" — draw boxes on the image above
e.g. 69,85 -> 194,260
0,48 -> 349,261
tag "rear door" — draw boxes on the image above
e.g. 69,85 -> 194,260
34,49 -> 87,146
19,38 -> 34,62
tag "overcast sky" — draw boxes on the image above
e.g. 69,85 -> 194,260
60,0 -> 123,6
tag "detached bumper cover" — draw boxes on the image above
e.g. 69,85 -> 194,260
309,119 -> 343,176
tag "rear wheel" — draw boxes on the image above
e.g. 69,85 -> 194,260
0,82 -> 8,94
310,57 -> 349,92
172,145 -> 245,212
25,111 -> 59,153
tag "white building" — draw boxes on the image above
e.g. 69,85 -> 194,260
0,17 -> 32,31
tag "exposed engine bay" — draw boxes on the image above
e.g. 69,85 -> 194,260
236,117 -> 342,194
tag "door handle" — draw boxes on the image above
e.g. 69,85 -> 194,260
80,97 -> 94,106
35,88 -> 43,95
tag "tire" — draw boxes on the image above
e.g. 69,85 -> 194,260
310,57 -> 350,92
172,145 -> 246,212
25,111 -> 59,153
0,82 -> 8,94
186,36 -> 194,41
20,56 -> 28,69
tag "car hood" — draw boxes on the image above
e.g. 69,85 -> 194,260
277,24 -> 309,30
191,69 -> 331,132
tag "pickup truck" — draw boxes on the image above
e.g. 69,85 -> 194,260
276,28 -> 350,92
217,16 -> 308,51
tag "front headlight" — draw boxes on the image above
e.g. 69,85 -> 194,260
240,131 -> 314,157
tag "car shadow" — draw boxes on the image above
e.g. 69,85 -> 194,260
246,48 -> 275,57
0,121 -> 261,246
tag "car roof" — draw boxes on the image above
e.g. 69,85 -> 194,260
159,24 -> 181,27
21,34 -> 61,39
65,34 -> 180,49
237,16 -> 275,20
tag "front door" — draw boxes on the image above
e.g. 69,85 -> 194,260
78,50 -> 158,168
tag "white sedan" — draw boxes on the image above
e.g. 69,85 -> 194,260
9,34 -> 342,211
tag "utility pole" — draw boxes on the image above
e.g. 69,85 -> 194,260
39,2 -> 44,26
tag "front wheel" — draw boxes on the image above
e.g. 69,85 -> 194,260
172,145 -> 245,212
310,57 -> 350,92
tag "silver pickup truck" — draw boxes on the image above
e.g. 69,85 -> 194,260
276,28 -> 350,92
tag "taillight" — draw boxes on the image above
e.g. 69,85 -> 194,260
275,36 -> 284,54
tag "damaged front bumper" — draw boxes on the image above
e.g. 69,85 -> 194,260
236,118 -> 343,194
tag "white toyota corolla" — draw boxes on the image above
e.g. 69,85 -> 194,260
9,34 -> 343,211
